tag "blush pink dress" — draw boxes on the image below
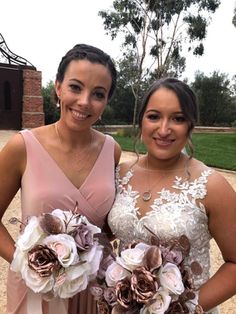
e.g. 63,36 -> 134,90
6,129 -> 116,314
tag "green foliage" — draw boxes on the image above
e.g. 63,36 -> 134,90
42,81 -> 60,125
192,71 -> 236,126
231,120 -> 236,127
99,0 -> 221,127
233,4 -> 236,27
99,0 -> 221,78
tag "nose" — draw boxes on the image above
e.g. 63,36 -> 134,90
77,91 -> 90,108
157,119 -> 171,137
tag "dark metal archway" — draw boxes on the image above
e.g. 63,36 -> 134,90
0,33 -> 35,67
0,33 -> 36,129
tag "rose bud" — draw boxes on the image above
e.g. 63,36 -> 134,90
143,246 -> 162,272
74,223 -> 93,251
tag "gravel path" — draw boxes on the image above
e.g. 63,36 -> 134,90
0,131 -> 235,313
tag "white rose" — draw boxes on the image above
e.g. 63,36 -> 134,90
140,289 -> 172,314
80,215 -> 101,236
54,263 -> 90,298
11,247 -> 27,274
159,262 -> 185,295
80,243 -> 103,279
21,261 -> 54,294
43,234 -> 79,267
16,216 -> 44,251
105,261 -> 130,287
116,243 -> 150,271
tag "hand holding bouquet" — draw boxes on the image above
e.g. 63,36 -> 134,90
90,230 -> 204,313
10,203 -> 103,299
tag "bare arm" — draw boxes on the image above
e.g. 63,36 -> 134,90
199,171 -> 236,311
114,141 -> 121,166
0,133 -> 26,263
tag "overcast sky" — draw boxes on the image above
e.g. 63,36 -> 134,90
0,0 -> 235,86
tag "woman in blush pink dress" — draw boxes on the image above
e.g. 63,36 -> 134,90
0,44 -> 121,314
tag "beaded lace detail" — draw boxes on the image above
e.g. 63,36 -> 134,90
108,166 -> 219,313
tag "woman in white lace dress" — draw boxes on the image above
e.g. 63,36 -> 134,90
108,78 -> 236,313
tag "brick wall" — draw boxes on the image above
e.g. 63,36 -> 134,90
22,69 -> 44,129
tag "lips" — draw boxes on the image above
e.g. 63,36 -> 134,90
70,109 -> 90,120
154,137 -> 175,147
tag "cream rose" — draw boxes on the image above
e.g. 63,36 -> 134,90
43,234 -> 79,267
116,243 -> 150,271
158,262 -> 184,295
54,263 -> 89,298
140,289 -> 172,314
80,243 -> 103,279
105,261 -> 130,287
21,260 -> 55,294
17,216 -> 44,251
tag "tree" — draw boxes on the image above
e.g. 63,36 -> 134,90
108,57 -> 136,124
99,0 -> 221,127
42,81 -> 60,125
192,71 -> 236,126
233,3 -> 236,27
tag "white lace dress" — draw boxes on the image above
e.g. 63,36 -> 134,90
108,166 -> 219,314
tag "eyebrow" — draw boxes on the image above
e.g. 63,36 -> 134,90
146,109 -> 184,114
69,79 -> 107,91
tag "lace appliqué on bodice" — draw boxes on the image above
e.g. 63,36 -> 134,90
109,167 -> 218,311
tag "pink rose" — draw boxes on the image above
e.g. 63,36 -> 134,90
28,244 -> 60,277
131,266 -> 158,304
116,277 -> 136,309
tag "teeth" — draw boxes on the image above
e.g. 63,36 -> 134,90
156,138 -> 173,145
71,110 -> 88,119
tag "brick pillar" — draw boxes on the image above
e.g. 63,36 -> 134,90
22,69 -> 45,129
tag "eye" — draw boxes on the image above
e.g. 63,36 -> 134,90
146,113 -> 160,121
69,84 -> 81,92
93,90 -> 106,100
173,115 -> 186,123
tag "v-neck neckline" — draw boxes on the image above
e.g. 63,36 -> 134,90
25,130 -> 107,191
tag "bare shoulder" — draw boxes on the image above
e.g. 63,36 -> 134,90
0,132 -> 26,163
117,160 -> 136,177
31,125 -> 53,144
205,168 -> 236,214
207,168 -> 235,191
95,131 -> 122,166
114,141 -> 121,166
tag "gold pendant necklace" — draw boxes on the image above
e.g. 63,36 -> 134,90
142,154 -> 182,202
142,157 -> 159,202
142,190 -> 152,202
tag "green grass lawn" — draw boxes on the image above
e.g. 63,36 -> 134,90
112,133 -> 236,171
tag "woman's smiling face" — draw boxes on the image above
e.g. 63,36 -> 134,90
141,87 -> 189,161
55,59 -> 112,131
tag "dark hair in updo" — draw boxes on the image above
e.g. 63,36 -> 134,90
55,44 -> 117,100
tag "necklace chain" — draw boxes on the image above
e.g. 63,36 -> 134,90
142,154 -> 182,202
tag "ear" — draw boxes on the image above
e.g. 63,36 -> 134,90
55,80 -> 62,99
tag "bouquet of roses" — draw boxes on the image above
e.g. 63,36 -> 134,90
10,203 -> 103,299
90,229 -> 203,314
